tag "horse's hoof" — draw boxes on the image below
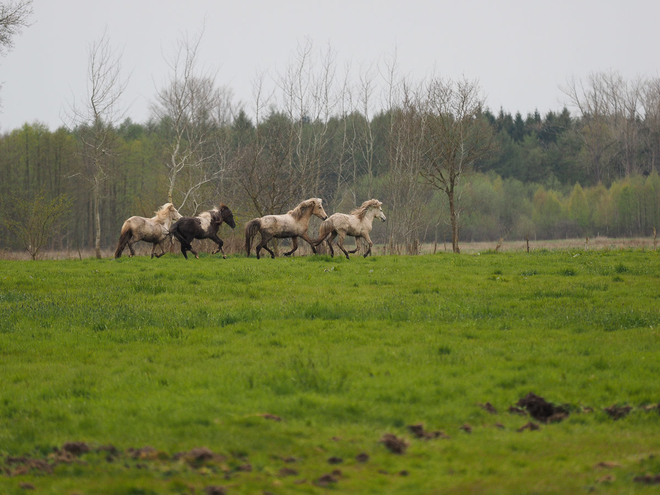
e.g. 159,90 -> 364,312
223,255 -> 227,259
195,255 -> 199,259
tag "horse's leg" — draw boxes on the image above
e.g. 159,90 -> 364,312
362,232 -> 374,257
158,240 -> 167,258
299,233 -> 318,254
209,234 -> 227,259
127,241 -> 136,257
335,232 -> 350,260
150,243 -> 158,259
178,237 -> 192,259
153,241 -> 167,258
257,233 -> 275,259
284,237 -> 298,256
326,231 -> 337,257
190,242 -> 199,259
348,237 -> 360,254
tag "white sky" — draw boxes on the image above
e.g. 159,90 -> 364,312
1,0 -> 659,131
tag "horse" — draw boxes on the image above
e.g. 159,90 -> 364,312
313,199 -> 386,258
245,198 -> 328,259
114,203 -> 182,259
169,204 -> 236,259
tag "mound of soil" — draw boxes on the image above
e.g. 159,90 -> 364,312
316,473 -> 338,486
62,442 -> 90,456
604,405 -> 632,420
204,486 -> 227,495
517,422 -> 540,432
479,402 -> 497,414
516,393 -> 569,423
355,452 -> 370,463
407,423 -> 449,440
379,434 -> 408,454
258,413 -> 282,421
634,474 -> 660,484
127,446 -> 161,460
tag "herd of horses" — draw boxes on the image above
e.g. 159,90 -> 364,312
114,198 -> 387,260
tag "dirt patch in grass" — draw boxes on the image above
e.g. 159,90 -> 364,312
61,442 -> 90,456
634,474 -> 660,484
379,434 -> 409,454
516,393 -> 569,423
407,423 -> 449,440
604,405 -> 633,420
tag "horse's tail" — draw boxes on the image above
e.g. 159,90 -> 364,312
312,218 -> 334,246
114,224 -> 132,258
168,220 -> 181,242
244,219 -> 261,256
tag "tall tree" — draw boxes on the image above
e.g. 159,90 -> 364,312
66,30 -> 128,258
152,26 -> 234,213
418,77 -> 496,253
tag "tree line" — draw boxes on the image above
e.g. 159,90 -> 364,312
1,34 -> 659,255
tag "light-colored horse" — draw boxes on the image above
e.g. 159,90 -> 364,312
114,203 -> 182,259
245,198 -> 328,259
314,199 -> 386,258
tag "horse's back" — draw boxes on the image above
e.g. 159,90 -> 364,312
127,216 -> 165,241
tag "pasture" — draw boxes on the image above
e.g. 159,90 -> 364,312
1,250 -> 659,494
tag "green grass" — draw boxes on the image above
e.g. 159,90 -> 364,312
1,250 -> 660,493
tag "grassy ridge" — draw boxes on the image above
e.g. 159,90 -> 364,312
1,250 -> 660,493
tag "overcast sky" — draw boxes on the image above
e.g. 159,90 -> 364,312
1,0 -> 659,132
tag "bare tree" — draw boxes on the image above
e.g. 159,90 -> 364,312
562,72 -> 620,182
0,190 -> 71,260
0,0 -> 32,55
0,0 -> 33,111
418,77 -> 496,253
383,73 -> 436,255
152,27 -> 234,213
66,30 -> 128,258
642,77 -> 660,173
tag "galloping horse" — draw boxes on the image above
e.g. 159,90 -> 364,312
114,203 -> 182,259
314,199 -> 386,258
245,198 -> 328,259
169,204 -> 236,259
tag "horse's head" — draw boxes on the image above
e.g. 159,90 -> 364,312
374,200 -> 386,222
158,203 -> 182,223
168,204 -> 182,222
312,198 -> 328,220
218,204 -> 236,229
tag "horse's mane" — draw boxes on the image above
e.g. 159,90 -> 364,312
288,199 -> 319,220
350,199 -> 381,220
155,203 -> 174,220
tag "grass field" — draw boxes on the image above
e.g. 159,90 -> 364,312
1,249 -> 660,494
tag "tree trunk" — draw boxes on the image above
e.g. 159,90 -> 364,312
94,184 -> 102,259
448,187 -> 460,253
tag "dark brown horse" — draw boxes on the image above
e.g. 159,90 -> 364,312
169,204 -> 236,259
